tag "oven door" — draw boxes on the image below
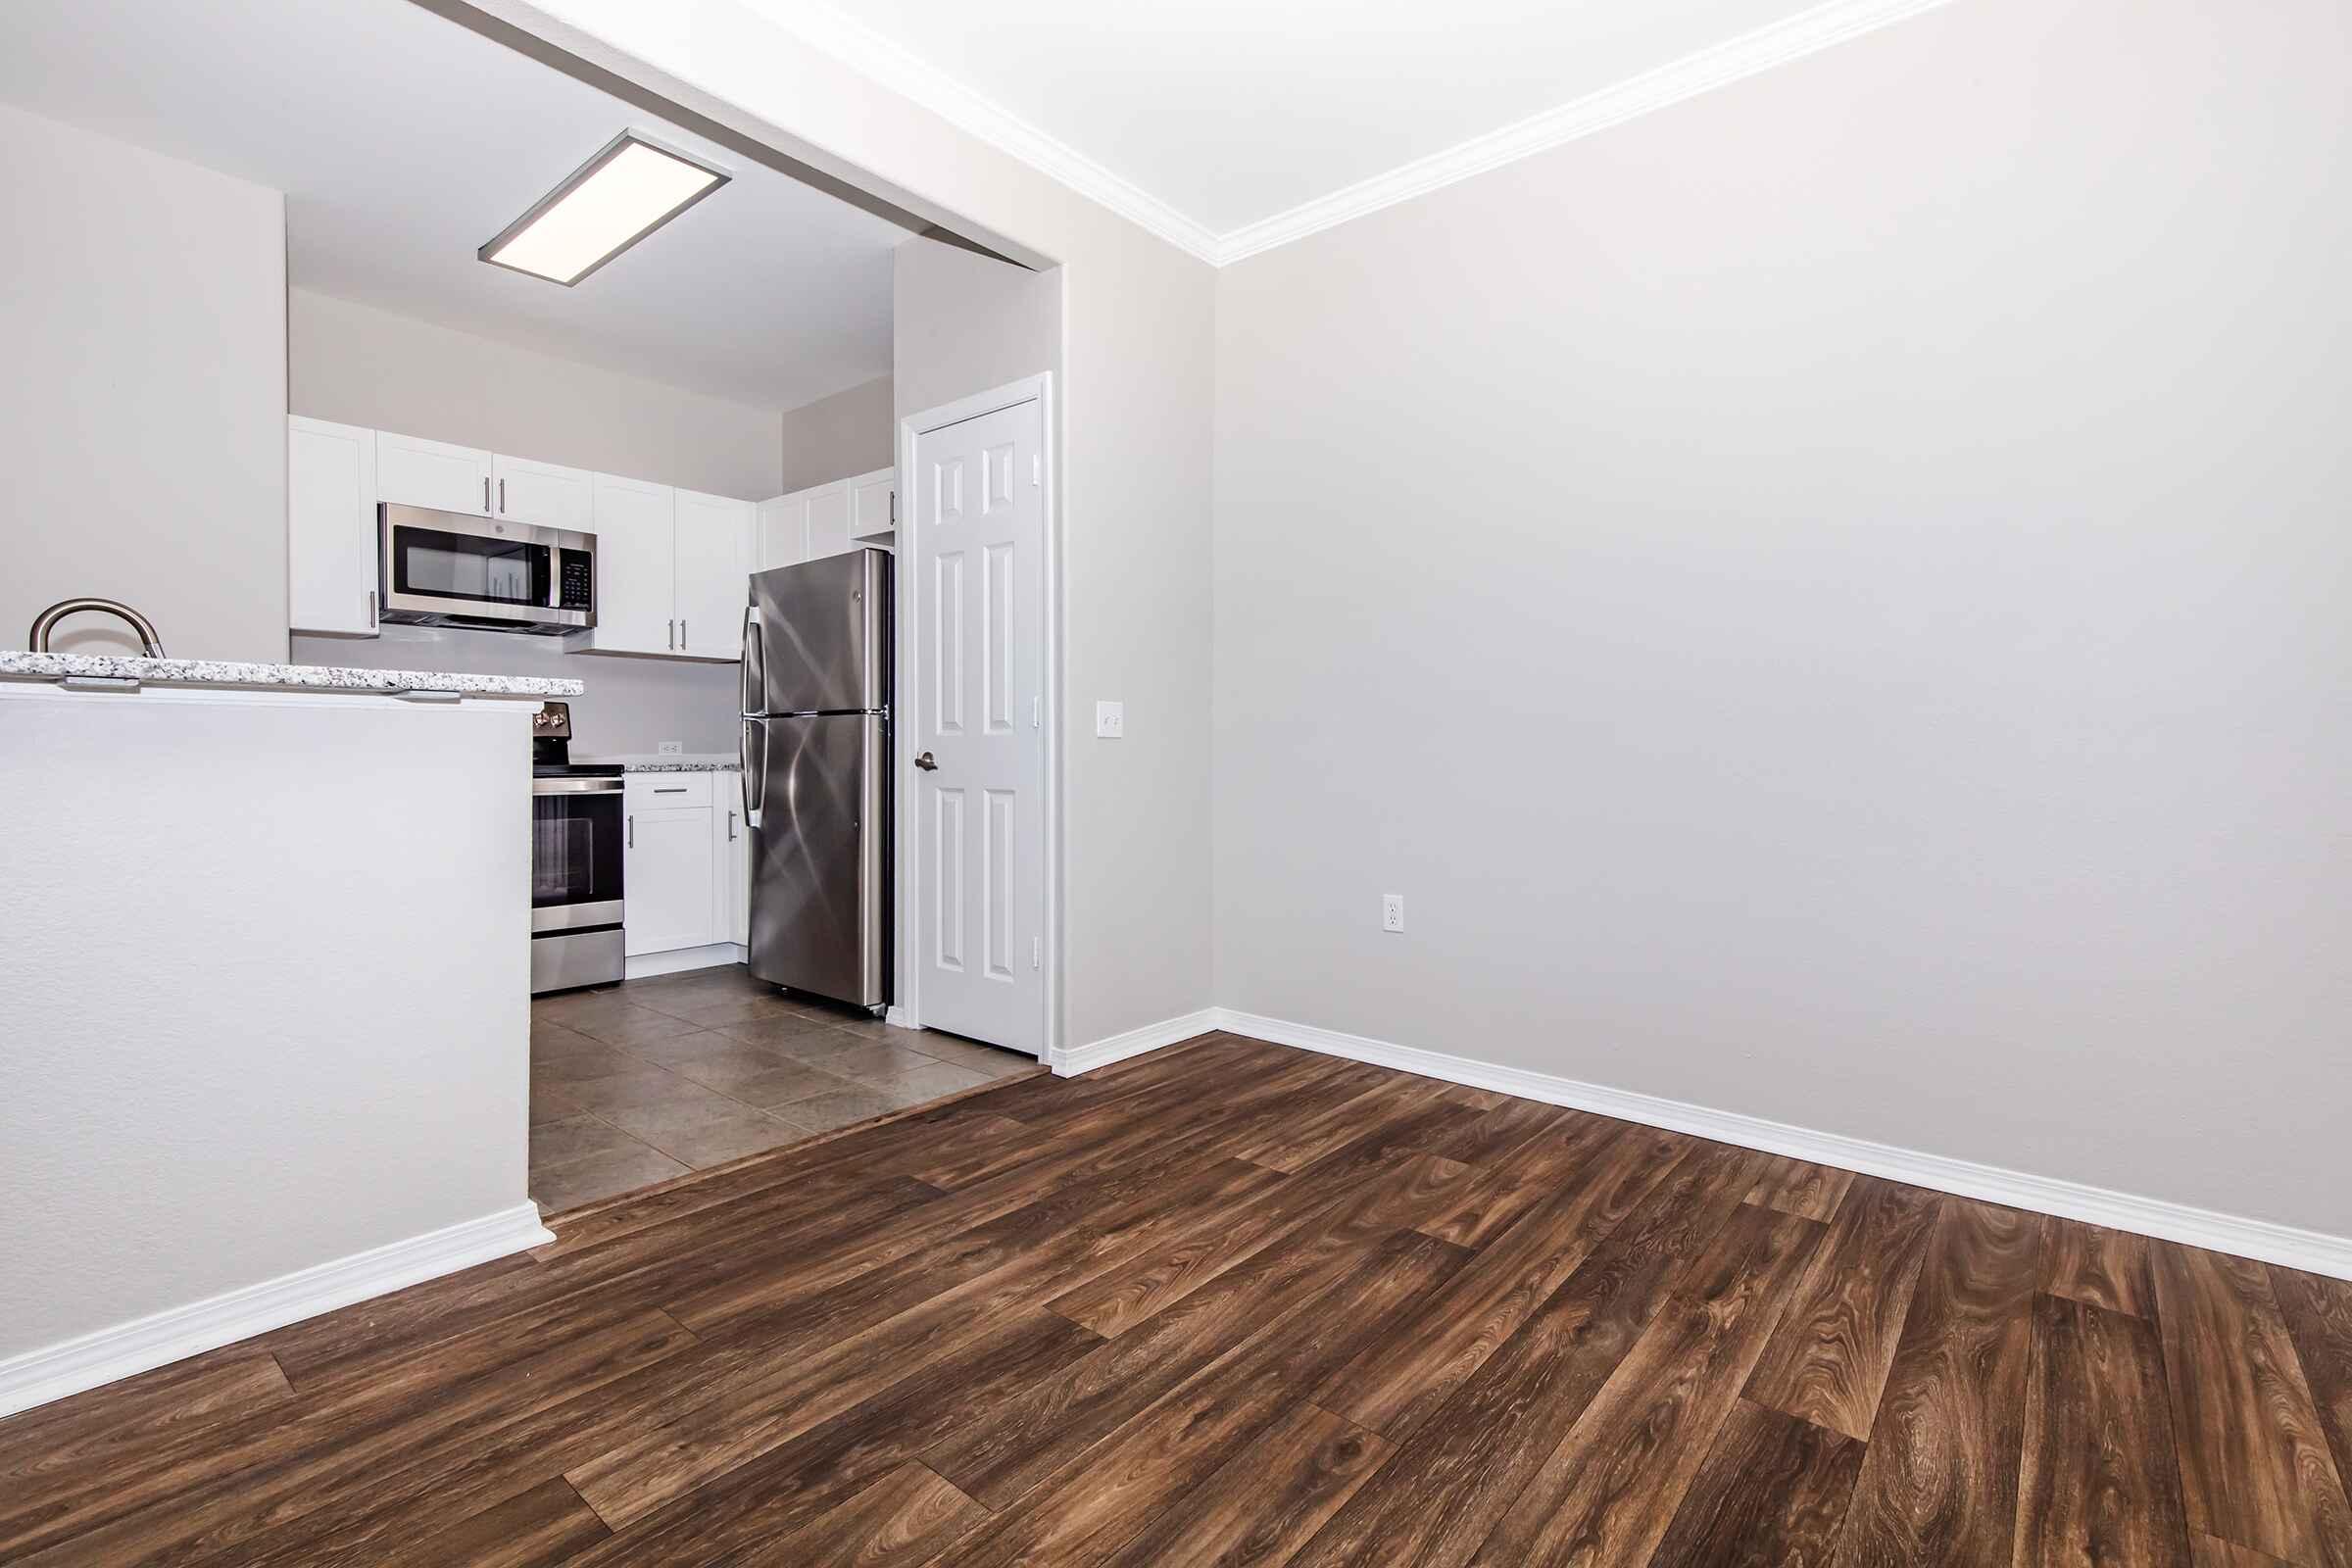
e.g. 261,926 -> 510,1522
531,778 -> 624,933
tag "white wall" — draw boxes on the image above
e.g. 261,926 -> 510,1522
511,0 -> 1219,1054
780,374 -> 895,493
1214,0 -> 2352,1239
0,104 -> 286,663
289,624 -> 742,757
290,288 -> 785,500
0,684 -> 535,1387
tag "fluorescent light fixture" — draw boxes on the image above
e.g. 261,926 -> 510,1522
479,131 -> 728,286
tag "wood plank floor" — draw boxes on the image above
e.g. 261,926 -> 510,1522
8,1032 -> 2351,1568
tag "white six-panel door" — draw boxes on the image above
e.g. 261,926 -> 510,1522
912,398 -> 1044,1055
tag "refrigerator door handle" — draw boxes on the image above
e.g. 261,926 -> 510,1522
741,718 -> 764,829
740,604 -> 765,720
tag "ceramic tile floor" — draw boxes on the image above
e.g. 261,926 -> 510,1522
528,964 -> 1041,1213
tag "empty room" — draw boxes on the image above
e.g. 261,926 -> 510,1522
2,0 -> 2345,1565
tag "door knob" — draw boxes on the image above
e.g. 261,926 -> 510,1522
914,752 -> 938,771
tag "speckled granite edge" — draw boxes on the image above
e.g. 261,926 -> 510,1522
0,651 -> 583,698
587,757 -> 742,773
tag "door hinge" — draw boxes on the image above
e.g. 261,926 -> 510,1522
1031,453 -> 1041,486
1032,936 -> 1042,970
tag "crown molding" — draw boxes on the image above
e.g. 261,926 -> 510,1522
762,0 -> 1955,270
759,2 -> 1225,265
1215,0 -> 1959,263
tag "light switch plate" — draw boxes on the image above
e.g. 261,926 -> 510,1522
1095,701 -> 1125,739
657,741 -> 683,756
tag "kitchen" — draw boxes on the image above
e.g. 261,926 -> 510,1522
2,0 -> 1057,1406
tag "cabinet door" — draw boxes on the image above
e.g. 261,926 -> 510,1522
287,416 -> 378,636
624,806 -> 716,956
713,781 -> 751,947
492,454 -> 593,530
375,431 -> 492,514
848,468 -> 896,540
753,493 -> 807,573
672,489 -> 753,660
805,480 -> 852,562
585,472 -> 676,655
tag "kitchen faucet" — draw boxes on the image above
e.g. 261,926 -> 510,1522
26,598 -> 168,658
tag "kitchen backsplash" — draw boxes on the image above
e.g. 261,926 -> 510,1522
288,625 -> 739,755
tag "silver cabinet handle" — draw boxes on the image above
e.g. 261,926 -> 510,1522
367,589 -> 376,629
727,809 -> 737,842
483,476 -> 491,513
666,618 -> 675,651
654,786 -> 687,794
626,813 -> 635,849
498,477 -> 506,514
680,617 -> 687,648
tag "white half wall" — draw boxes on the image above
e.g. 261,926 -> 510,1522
0,684 -> 544,1406
1213,0 -> 2352,1242
289,288 -> 785,500
0,103 -> 287,663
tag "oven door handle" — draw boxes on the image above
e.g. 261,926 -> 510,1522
741,719 -> 764,830
531,778 -> 624,795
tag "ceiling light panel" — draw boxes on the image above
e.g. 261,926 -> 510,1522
480,131 -> 728,286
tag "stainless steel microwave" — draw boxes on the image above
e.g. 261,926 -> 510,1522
378,504 -> 596,634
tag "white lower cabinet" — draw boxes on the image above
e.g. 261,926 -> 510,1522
715,776 -> 751,947
624,775 -> 716,957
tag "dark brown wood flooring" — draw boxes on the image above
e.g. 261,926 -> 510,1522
7,1032 -> 2350,1567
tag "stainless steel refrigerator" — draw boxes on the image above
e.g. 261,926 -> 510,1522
739,550 -> 892,1008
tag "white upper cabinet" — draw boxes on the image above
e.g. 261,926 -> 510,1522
805,480 -> 853,562
754,493 -> 808,574
848,468 -> 896,540
672,490 -> 753,660
287,416 -> 378,637
583,472 -> 675,656
375,431 -> 492,515
491,454 -> 593,531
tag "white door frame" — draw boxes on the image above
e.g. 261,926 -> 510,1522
891,373 -> 1059,1062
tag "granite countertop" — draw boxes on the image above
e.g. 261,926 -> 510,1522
0,652 -> 583,699
585,755 -> 742,772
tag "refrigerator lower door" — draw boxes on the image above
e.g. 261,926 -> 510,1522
747,713 -> 890,1007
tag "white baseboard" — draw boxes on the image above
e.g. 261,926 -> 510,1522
624,942 -> 742,981
0,1201 -> 554,1418
1204,1008 -> 2352,1283
1051,1007 -> 1224,1078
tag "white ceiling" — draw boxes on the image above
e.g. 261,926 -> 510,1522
0,0 -> 913,411
761,0 -> 1948,262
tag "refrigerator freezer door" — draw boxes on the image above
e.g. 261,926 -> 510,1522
747,550 -> 890,715
747,713 -> 890,1007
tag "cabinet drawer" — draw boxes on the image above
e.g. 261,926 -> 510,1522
627,772 -> 713,808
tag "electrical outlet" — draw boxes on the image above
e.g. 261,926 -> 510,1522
1382,894 -> 1404,933
1095,701 -> 1125,739
657,741 -> 683,756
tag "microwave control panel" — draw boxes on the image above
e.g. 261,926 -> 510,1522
558,550 -> 594,611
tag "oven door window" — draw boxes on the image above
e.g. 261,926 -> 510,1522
392,523 -> 550,607
532,793 -> 622,909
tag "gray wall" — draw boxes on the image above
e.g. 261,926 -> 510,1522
779,374 -> 894,493
0,104 -> 286,663
290,625 -> 742,757
893,237 -> 1061,423
1214,0 -> 2352,1239
290,289 -> 785,500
